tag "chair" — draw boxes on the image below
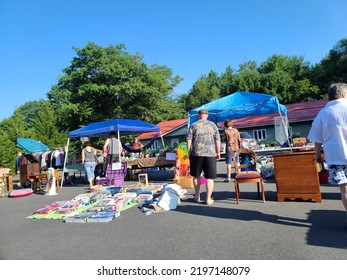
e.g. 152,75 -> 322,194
232,148 -> 265,203
96,162 -> 128,186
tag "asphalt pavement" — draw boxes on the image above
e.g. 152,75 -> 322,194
0,161 -> 346,260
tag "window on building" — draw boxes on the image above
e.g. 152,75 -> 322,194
150,140 -> 158,150
253,129 -> 267,141
170,138 -> 180,149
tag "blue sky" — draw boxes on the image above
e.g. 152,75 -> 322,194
1,0 -> 346,121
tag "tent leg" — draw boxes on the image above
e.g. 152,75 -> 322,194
61,138 -> 70,189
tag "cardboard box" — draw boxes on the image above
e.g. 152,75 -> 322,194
173,176 -> 194,189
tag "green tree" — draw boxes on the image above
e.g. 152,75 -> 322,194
47,42 -> 184,131
235,61 -> 261,92
312,38 -> 347,96
219,66 -> 237,97
0,130 -> 17,172
181,70 -> 221,111
184,77 -> 220,110
0,112 -> 33,173
15,100 -> 46,127
30,101 -> 68,150
258,55 -> 318,103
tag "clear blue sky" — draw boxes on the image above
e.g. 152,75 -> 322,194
1,0 -> 346,121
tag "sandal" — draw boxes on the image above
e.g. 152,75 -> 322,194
193,196 -> 201,203
206,199 -> 214,205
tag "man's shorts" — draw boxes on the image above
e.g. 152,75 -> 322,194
225,151 -> 239,164
189,156 -> 217,179
328,165 -> 347,185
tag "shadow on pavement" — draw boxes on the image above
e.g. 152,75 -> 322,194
176,204 -> 347,250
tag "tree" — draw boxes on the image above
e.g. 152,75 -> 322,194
183,76 -> 221,110
15,100 -> 46,127
0,112 -> 33,173
235,61 -> 261,92
47,42 -> 184,131
0,130 -> 17,172
258,55 -> 318,103
30,101 -> 68,150
219,66 -> 237,97
312,38 -> 347,95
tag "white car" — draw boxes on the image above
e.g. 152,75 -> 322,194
239,131 -> 258,149
220,131 -> 258,157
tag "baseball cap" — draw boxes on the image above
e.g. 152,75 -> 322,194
198,108 -> 208,115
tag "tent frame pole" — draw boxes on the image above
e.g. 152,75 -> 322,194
61,138 -> 70,188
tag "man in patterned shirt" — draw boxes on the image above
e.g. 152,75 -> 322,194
187,108 -> 221,205
221,120 -> 241,182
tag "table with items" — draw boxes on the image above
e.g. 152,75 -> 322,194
124,157 -> 176,180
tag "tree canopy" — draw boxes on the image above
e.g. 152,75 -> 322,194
47,42 -> 185,131
312,38 -> 347,94
179,54 -> 321,111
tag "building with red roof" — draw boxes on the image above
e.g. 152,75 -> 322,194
138,100 -> 328,150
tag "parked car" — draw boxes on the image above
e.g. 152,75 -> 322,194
239,131 -> 258,149
220,131 -> 258,157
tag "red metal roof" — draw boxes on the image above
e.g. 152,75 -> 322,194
232,99 -> 328,128
138,118 -> 187,139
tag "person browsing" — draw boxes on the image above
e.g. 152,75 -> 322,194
186,108 -> 221,205
103,132 -> 122,166
132,138 -> 144,157
308,82 -> 347,223
221,120 -> 241,182
81,141 -> 97,188
132,138 -> 144,150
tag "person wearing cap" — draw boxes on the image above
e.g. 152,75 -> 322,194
186,108 -> 221,205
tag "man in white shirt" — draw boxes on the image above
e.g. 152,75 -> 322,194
308,83 -> 347,221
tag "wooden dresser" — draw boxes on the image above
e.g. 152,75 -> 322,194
272,150 -> 322,202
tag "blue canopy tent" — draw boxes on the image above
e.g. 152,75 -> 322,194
68,119 -> 161,138
62,119 -> 164,188
188,92 -> 287,125
188,91 -> 289,145
17,138 -> 50,153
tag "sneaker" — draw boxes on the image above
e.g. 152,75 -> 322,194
224,179 -> 230,183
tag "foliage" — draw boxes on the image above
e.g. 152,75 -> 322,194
0,103 -> 68,173
0,130 -> 18,173
312,38 -> 347,96
258,55 -> 319,103
15,100 -> 47,127
182,71 -> 221,110
219,66 -> 237,97
180,54 -> 320,110
29,101 -> 68,149
0,112 -> 34,173
47,42 -> 185,131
